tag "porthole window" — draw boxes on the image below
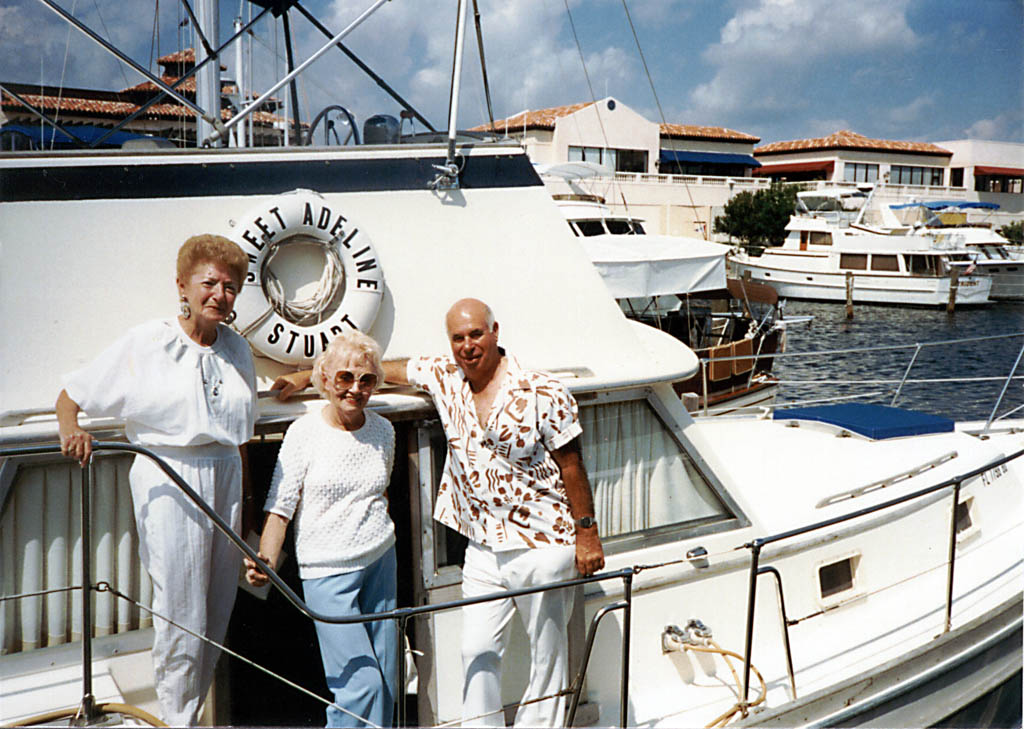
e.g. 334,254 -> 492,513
818,554 -> 860,600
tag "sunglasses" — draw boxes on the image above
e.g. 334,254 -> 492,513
333,370 -> 379,390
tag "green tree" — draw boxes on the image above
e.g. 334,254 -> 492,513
998,220 -> 1023,245
714,182 -> 799,250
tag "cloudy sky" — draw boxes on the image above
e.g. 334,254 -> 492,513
2,0 -> 1021,145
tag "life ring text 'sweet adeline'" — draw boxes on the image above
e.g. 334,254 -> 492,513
230,189 -> 384,365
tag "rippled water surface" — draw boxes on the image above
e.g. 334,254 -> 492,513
773,301 -> 1024,421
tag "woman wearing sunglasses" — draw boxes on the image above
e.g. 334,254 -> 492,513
245,331 -> 396,728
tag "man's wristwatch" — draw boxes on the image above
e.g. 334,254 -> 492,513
575,516 -> 597,529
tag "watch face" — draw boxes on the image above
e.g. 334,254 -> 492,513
577,516 -> 596,528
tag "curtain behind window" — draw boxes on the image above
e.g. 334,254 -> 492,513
580,400 -> 729,538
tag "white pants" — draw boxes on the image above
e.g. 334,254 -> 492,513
460,542 -> 576,728
129,443 -> 242,727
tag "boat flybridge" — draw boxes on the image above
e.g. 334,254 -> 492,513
729,189 -> 994,306
2,1 -> 1022,727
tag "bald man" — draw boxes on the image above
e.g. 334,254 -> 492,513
273,298 -> 603,727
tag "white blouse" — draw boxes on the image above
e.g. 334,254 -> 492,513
63,318 -> 256,447
264,408 -> 396,579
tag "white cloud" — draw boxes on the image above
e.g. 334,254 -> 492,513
888,94 -> 936,125
965,111 -> 1024,142
693,0 -> 918,117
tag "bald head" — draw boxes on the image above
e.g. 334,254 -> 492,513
445,298 -> 496,335
445,298 -> 501,387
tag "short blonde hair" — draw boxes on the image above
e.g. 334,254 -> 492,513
312,330 -> 384,397
177,234 -> 248,287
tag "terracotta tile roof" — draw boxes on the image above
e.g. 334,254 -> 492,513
469,102 -> 595,132
2,90 -> 282,124
158,49 -> 195,64
659,123 -> 758,143
755,130 -> 951,156
124,75 -> 199,94
469,102 -> 757,142
156,48 -> 226,71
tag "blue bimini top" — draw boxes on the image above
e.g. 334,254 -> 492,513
773,403 -> 955,440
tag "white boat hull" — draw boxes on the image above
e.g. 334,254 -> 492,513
731,256 -> 992,306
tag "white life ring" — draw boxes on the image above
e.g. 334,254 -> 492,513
229,189 -> 384,365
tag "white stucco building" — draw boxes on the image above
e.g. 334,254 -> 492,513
473,97 -> 768,237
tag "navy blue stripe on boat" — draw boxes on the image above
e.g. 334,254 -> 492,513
773,403 -> 955,439
0,152 -> 541,202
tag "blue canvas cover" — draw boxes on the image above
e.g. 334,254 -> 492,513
773,403 -> 954,439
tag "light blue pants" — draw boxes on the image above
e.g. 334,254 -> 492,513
303,545 -> 398,728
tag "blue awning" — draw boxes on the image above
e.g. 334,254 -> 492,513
773,403 -> 954,439
659,150 -> 761,168
0,123 -> 153,149
889,200 -> 1000,211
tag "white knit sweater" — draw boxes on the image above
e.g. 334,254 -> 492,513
264,408 -> 396,579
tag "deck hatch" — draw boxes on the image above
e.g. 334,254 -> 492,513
773,403 -> 954,439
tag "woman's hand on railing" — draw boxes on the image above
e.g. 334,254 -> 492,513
244,552 -> 272,587
60,425 -> 95,468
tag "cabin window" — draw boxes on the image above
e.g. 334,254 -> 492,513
606,219 -> 633,235
839,253 -> 867,270
955,499 -> 973,534
567,222 -> 581,237
843,163 -> 878,183
905,254 -> 941,276
870,254 -> 899,272
575,220 -> 606,237
579,399 -> 730,539
809,231 -> 832,246
819,556 -> 858,599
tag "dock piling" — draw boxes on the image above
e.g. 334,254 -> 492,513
947,268 -> 959,314
845,272 -> 854,319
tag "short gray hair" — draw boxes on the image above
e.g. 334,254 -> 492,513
311,330 -> 384,397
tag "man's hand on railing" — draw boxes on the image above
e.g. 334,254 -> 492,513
244,552 -> 273,587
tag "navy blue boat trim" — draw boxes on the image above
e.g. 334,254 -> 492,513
773,403 -> 955,440
0,152 -> 540,202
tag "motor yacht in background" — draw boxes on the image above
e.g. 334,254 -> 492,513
729,189 -> 993,306
889,201 -> 1024,301
1,2 -> 1021,727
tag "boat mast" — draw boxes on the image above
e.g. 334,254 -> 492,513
194,0 -> 222,147
433,0 -> 469,190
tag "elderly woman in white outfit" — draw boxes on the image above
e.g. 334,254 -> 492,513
56,234 -> 256,727
245,330 -> 397,729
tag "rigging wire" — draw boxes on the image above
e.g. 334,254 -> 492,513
619,0 -> 704,238
559,0 -> 638,226
52,0 -> 79,151
91,0 -> 133,92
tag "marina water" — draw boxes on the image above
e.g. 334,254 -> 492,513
774,301 -> 1024,421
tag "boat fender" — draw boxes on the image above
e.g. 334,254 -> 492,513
229,189 -> 384,365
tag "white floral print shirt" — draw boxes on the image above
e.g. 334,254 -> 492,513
408,353 -> 582,550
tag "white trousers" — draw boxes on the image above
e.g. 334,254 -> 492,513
129,443 -> 242,727
460,542 -> 576,728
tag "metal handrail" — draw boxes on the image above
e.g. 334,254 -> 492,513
736,445 -> 1024,712
0,442 -> 635,727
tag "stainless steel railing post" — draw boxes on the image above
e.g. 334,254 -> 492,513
620,570 -> 633,728
740,540 -> 762,711
73,457 -> 97,725
944,480 -> 962,633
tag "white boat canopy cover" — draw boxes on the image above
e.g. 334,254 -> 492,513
579,235 -> 731,298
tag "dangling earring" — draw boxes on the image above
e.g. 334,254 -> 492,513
180,296 -> 192,319
224,311 -> 237,325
